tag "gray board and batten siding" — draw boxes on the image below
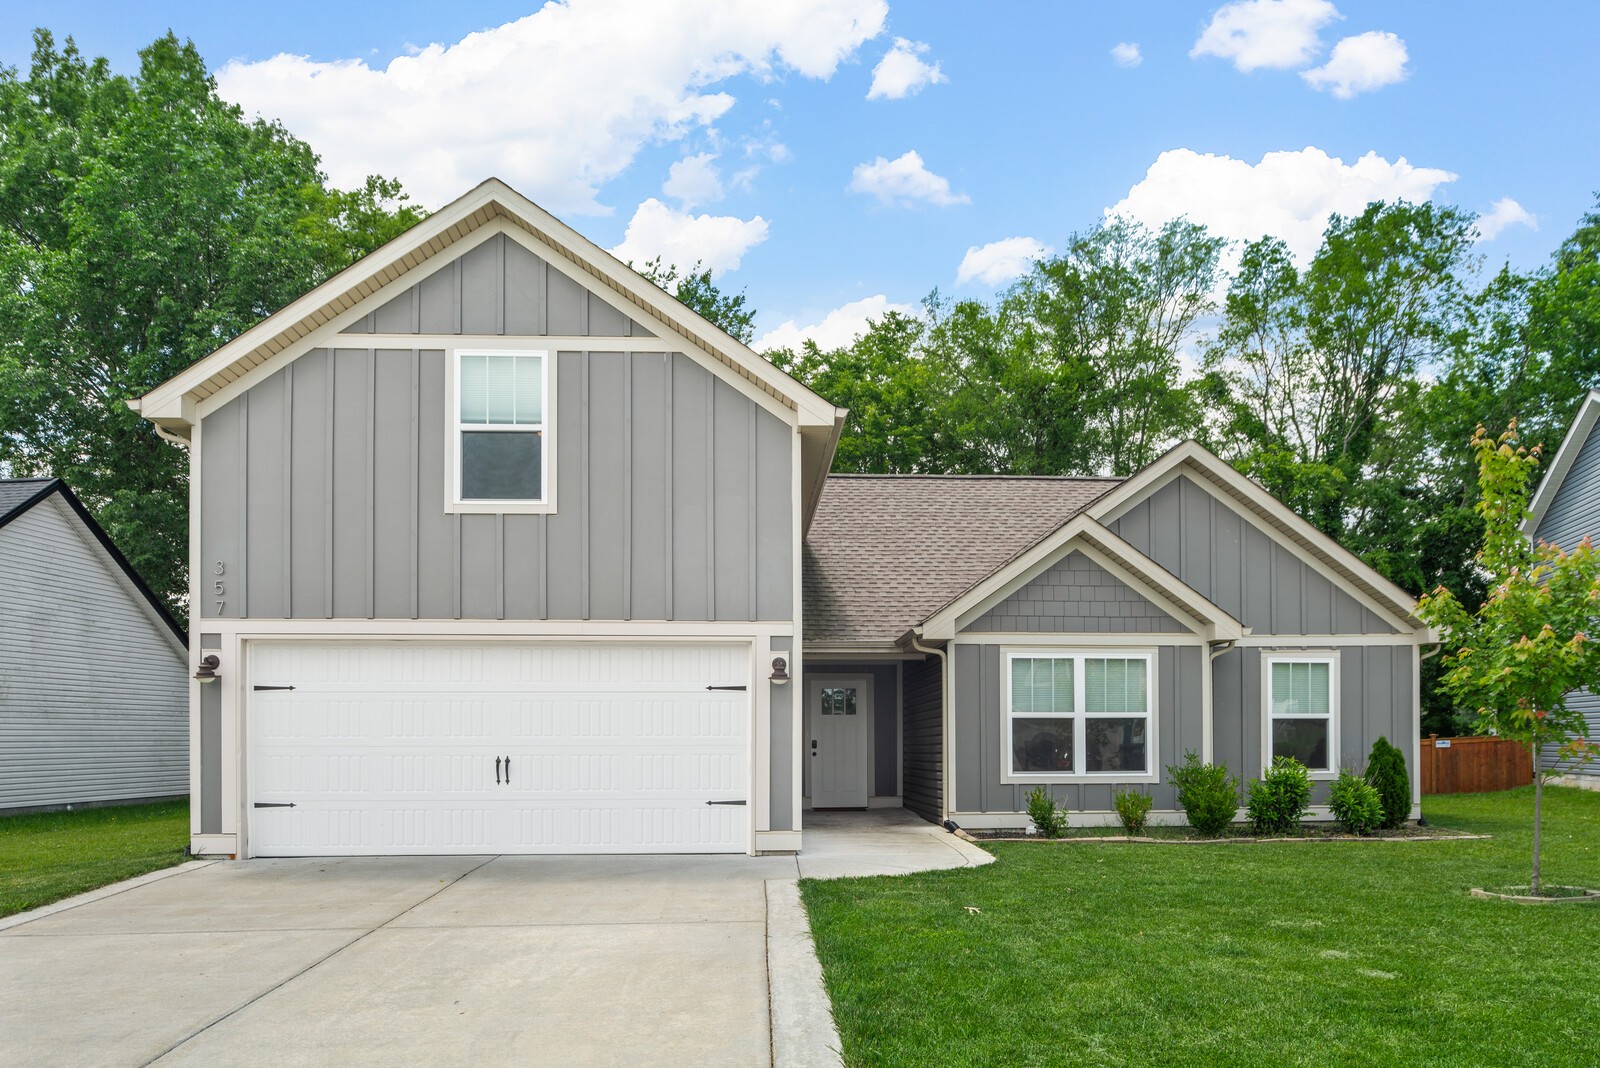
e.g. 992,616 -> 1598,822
902,657 -> 944,823
199,348 -> 793,622
1108,475 -> 1400,635
0,497 -> 188,811
969,551 -> 1189,634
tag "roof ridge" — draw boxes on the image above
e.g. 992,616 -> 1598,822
824,473 -> 1122,482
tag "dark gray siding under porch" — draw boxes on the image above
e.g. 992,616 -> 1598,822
969,550 -> 1188,633
200,348 -> 793,622
1110,475 -> 1399,635
902,656 -> 943,823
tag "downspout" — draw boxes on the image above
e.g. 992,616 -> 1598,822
907,632 -> 955,828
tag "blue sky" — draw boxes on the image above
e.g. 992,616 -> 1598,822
4,1 -> 1597,348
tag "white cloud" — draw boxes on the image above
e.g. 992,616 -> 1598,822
662,152 -> 723,209
1190,0 -> 1340,72
611,198 -> 769,277
867,37 -> 947,99
1110,42 -> 1143,68
1477,197 -> 1537,240
215,0 -> 888,212
849,150 -> 970,207
755,294 -> 915,352
1301,31 -> 1408,98
1108,147 -> 1457,263
957,236 -> 1055,287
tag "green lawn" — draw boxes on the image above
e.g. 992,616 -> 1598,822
801,787 -> 1600,1067
0,799 -> 191,918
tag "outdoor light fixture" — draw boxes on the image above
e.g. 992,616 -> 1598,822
769,657 -> 790,685
194,654 -> 220,684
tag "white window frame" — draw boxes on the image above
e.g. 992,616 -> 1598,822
446,348 -> 558,514
1261,652 -> 1340,779
1001,647 -> 1158,784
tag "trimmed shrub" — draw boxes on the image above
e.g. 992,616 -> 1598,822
1365,736 -> 1411,829
1329,770 -> 1384,835
1113,789 -> 1153,835
1246,756 -> 1312,834
1165,751 -> 1240,836
1025,786 -> 1069,838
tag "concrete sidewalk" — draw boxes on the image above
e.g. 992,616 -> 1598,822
0,811 -> 988,1067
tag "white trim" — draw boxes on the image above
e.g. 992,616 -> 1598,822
195,618 -> 790,638
1000,647 -> 1159,785
1235,633 -> 1428,647
756,829 -> 802,852
1524,389 -> 1600,538
954,632 -> 1205,646
446,347 -> 557,514
1088,441 -> 1424,632
1261,651 -> 1341,779
921,514 -> 1244,642
189,833 -> 238,858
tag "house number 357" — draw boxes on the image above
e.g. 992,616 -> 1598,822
213,561 -> 226,614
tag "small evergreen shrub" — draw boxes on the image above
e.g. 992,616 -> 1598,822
1328,770 -> 1384,835
1113,789 -> 1153,835
1025,786 -> 1069,838
1165,751 -> 1240,836
1246,756 -> 1312,834
1365,736 -> 1411,829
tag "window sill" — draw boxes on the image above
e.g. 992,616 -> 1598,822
446,500 -> 558,515
1001,771 -> 1160,786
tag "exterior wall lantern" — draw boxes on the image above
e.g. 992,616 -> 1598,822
194,654 -> 221,684
769,657 -> 790,685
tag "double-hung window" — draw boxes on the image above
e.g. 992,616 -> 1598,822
1006,651 -> 1154,780
452,350 -> 552,510
1264,655 -> 1337,774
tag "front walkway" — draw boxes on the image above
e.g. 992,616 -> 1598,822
0,811 -> 988,1068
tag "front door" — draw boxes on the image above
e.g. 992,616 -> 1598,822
808,677 -> 870,808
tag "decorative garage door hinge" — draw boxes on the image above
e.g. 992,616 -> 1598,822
253,685 -> 295,691
253,802 -> 296,808
705,799 -> 747,806
705,684 -> 747,691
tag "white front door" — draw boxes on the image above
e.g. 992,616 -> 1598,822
808,676 -> 870,808
247,641 -> 750,856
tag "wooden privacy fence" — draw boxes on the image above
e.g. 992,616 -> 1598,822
1420,735 -> 1533,794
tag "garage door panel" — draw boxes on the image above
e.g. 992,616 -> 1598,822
249,641 -> 750,856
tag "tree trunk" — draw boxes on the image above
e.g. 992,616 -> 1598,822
1531,741 -> 1543,896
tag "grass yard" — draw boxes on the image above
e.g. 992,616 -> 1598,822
801,787 -> 1600,1067
0,799 -> 191,918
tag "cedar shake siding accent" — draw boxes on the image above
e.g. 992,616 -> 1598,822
968,551 -> 1188,633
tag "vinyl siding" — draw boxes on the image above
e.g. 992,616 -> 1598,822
902,656 -> 943,823
0,498 -> 187,810
340,233 -> 655,340
1535,421 -> 1600,551
1110,475 -> 1400,635
200,348 -> 794,622
1541,688 -> 1600,777
968,551 -> 1188,633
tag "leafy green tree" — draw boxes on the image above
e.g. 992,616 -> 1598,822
635,258 -> 756,344
0,30 -> 421,610
1415,422 -> 1600,894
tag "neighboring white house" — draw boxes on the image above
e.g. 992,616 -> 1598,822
0,478 -> 189,814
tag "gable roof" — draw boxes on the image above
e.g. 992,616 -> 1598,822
1087,440 -> 1427,633
0,479 -> 187,648
132,178 -> 840,432
803,474 -> 1120,645
1523,389 -> 1600,538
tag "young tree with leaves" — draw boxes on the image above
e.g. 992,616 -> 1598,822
1415,422 -> 1600,895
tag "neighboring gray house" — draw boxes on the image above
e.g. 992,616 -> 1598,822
0,479 -> 189,814
131,179 -> 1430,858
1523,390 -> 1600,784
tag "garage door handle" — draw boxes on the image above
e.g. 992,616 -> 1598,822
706,799 -> 746,806
504,755 -> 511,784
495,756 -> 502,784
253,802 -> 296,809
706,685 -> 747,691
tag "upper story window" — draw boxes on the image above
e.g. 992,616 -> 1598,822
1264,654 -> 1338,775
451,350 -> 553,512
1005,650 -> 1155,781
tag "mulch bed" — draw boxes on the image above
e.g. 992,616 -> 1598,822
961,823 -> 1484,844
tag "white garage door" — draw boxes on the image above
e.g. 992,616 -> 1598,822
248,642 -> 750,856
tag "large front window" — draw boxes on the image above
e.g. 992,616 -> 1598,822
1265,656 -> 1337,774
453,350 -> 550,506
1007,652 -> 1153,778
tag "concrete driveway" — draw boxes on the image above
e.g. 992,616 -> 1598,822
0,811 -> 990,1068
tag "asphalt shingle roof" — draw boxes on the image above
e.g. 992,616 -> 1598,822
0,478 -> 59,525
803,474 -> 1122,643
